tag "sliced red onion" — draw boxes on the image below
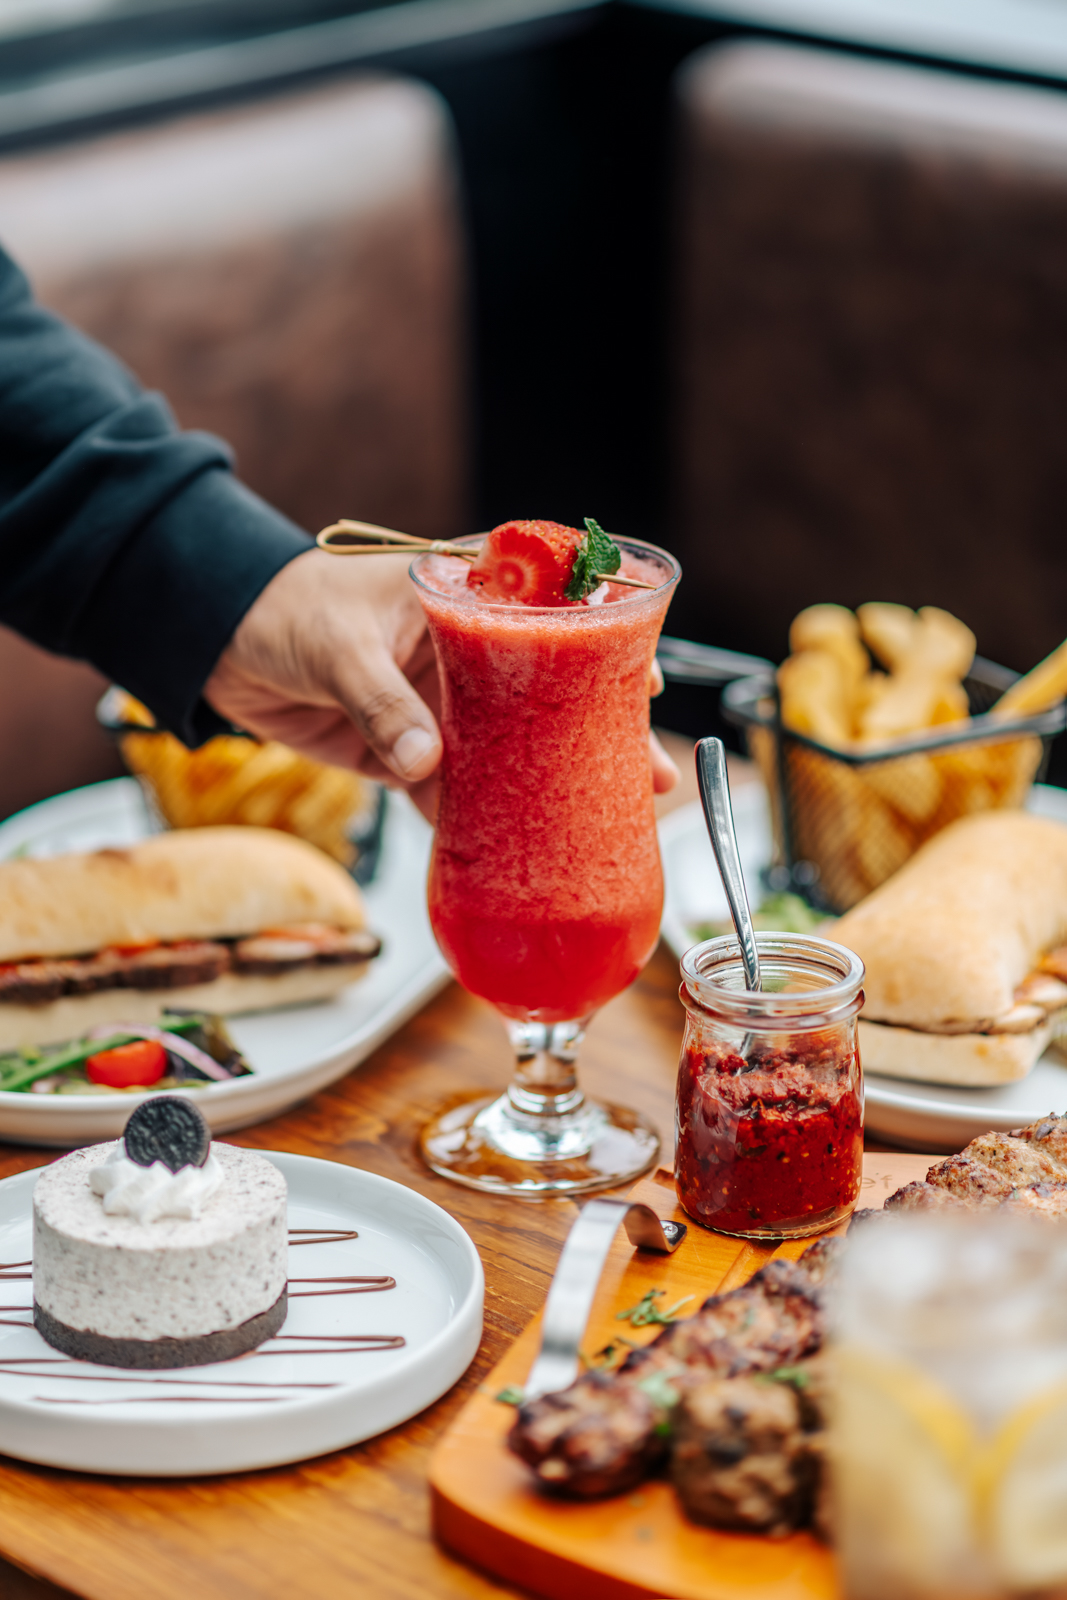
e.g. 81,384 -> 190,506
84,1023 -> 233,1081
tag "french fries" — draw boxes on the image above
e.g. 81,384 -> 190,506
778,651 -> 852,746
766,606 -> 1064,908
115,696 -> 370,867
789,604 -> 869,692
994,637 -> 1067,718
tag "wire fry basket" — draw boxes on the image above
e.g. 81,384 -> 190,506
723,657 -> 1067,913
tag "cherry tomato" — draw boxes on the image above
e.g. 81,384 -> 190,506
86,1039 -> 168,1088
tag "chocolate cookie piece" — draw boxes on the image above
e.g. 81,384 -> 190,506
123,1095 -> 211,1171
35,1291 -> 287,1369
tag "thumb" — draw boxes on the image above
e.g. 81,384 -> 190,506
332,643 -> 442,783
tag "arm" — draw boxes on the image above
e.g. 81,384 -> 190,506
0,246 -> 675,811
0,245 -> 309,747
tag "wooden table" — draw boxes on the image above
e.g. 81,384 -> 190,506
0,746 -> 908,1600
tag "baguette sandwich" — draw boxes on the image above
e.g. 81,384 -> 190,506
0,827 -> 381,1050
832,811 -> 1067,1086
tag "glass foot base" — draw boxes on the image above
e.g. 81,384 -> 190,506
677,1199 -> 858,1240
419,1091 -> 660,1196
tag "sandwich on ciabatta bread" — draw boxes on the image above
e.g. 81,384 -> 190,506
0,827 -> 380,1049
832,811 -> 1067,1086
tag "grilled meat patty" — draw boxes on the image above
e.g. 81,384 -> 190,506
507,1373 -> 663,1499
0,962 -> 68,1005
121,942 -> 231,990
671,1350 -> 834,1539
885,1116 -> 1067,1216
620,1258 -> 825,1383
508,1239 -> 843,1500
0,924 -> 382,1004
671,1372 -> 820,1536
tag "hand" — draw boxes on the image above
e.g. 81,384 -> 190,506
205,548 -> 443,818
205,547 -> 679,819
649,660 -> 680,795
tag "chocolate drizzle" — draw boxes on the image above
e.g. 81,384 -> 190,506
37,1395 -> 292,1406
0,1368 -> 337,1389
11,1225 -> 406,1399
287,1275 -> 395,1298
289,1229 -> 359,1246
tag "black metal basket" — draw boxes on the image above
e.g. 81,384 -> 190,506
722,657 -> 1067,913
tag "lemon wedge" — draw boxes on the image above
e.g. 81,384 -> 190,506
831,1344 -> 980,1597
981,1377 -> 1067,1591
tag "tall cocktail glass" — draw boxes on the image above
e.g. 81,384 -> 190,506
411,536 -> 680,1196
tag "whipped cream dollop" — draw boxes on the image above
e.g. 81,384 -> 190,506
89,1145 -> 223,1224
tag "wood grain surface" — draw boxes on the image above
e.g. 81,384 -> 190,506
0,747 -> 915,1599
431,1156 -> 930,1600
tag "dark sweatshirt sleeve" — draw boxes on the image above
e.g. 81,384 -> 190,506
0,246 -> 312,746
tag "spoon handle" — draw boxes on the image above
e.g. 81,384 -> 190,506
695,738 -> 762,993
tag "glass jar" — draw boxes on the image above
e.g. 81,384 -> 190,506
675,933 -> 865,1238
832,1212 -> 1067,1600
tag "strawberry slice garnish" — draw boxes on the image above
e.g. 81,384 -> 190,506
466,520 -> 582,606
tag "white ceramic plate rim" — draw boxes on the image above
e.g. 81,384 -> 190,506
0,1152 -> 484,1474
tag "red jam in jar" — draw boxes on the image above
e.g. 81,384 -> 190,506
675,934 -> 865,1238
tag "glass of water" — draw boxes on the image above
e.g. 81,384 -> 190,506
830,1212 -> 1067,1600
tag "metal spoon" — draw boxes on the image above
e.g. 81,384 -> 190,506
695,738 -> 761,1056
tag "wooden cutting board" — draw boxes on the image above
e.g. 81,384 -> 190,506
430,1153 -> 930,1600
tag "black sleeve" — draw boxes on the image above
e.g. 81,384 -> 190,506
0,246 -> 312,746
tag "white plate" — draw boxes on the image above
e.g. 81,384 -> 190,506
0,1153 -> 483,1475
658,781 -> 775,963
658,783 -> 1067,1153
0,779 -> 450,1146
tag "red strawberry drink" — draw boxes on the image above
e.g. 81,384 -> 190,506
411,520 -> 680,1196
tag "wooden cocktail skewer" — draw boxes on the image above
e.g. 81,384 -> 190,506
316,519 -> 659,590
317,520 -> 478,560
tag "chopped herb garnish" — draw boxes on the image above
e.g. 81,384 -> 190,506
582,1338 -> 638,1372
637,1369 -> 682,1415
757,1365 -> 811,1392
495,1386 -> 526,1407
616,1288 -> 694,1328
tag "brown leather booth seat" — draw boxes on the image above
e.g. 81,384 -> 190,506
0,74 -> 469,821
670,41 -> 1067,670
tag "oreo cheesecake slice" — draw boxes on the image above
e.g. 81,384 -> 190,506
33,1098 -> 287,1368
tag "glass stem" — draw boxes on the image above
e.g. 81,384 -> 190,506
504,1018 -> 589,1119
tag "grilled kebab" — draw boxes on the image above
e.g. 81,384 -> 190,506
509,1114 -> 1067,1535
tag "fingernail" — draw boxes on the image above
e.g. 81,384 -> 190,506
392,726 -> 437,777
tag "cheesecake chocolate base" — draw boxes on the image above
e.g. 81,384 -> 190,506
34,1289 -> 288,1369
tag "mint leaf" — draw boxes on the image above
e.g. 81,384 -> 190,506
583,517 -> 621,577
564,517 -> 623,601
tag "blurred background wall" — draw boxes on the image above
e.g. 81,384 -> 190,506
0,0 -> 1065,813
